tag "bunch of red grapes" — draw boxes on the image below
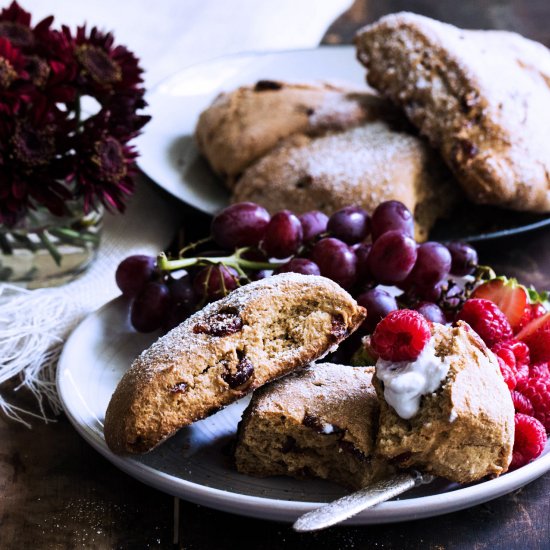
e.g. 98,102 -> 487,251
115,200 -> 479,334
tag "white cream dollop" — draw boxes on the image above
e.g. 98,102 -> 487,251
375,339 -> 451,419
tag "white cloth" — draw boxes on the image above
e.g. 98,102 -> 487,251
0,0 -> 352,422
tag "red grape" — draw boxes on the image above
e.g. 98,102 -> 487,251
309,237 -> 357,288
115,254 -> 156,297
327,206 -> 370,244
131,282 -> 171,332
240,248 -> 269,262
407,241 -> 451,287
356,287 -> 398,333
262,210 -> 303,259
163,276 -> 197,331
169,274 -> 197,312
354,243 -> 372,281
276,258 -> 321,276
371,201 -> 414,241
447,241 -> 478,276
413,281 -> 444,302
416,301 -> 446,324
367,230 -> 417,284
299,211 -> 328,242
211,202 -> 270,249
193,264 -> 239,301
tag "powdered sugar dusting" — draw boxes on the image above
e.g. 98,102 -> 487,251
129,273 -> 353,380
235,121 -> 437,215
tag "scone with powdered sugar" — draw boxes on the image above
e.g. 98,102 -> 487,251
232,122 -> 458,241
235,363 -> 395,489
195,80 -> 393,188
356,12 -> 550,213
104,273 -> 366,454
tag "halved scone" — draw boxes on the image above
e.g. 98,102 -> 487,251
374,321 -> 515,483
104,274 -> 366,454
235,363 -> 394,489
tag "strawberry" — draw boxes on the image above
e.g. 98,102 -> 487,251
471,278 -> 528,331
516,312 -> 550,363
518,302 -> 547,330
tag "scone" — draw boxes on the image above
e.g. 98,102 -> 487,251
104,274 -> 366,454
232,123 -> 458,241
235,363 -> 394,489
374,321 -> 514,483
195,80 -> 394,188
356,12 -> 550,212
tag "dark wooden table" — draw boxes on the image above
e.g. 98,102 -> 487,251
2,2 -> 550,548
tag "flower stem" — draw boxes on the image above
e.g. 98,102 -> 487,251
48,227 -> 100,245
37,231 -> 62,266
11,232 -> 38,252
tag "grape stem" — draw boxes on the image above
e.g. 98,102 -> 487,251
156,248 -> 284,274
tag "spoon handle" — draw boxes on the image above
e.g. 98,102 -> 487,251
293,471 -> 433,532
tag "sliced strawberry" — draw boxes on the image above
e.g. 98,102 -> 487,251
472,278 -> 528,331
517,302 -> 548,332
516,312 -> 550,363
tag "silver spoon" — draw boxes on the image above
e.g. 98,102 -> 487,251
293,471 -> 434,532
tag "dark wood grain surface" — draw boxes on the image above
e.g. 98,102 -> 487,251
2,1 -> 550,548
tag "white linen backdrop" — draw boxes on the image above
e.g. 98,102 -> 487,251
0,0 -> 352,424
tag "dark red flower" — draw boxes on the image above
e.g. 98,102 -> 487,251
70,110 -> 139,213
0,3 -> 149,226
71,25 -> 143,98
0,1 -> 34,50
0,36 -> 26,87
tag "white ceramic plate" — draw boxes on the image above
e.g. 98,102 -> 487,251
135,46 -> 365,215
57,297 -> 550,524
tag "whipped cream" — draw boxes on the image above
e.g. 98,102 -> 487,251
376,339 -> 451,419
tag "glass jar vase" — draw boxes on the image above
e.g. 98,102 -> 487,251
0,201 -> 103,288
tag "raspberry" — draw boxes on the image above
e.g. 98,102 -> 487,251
456,299 -> 513,347
492,342 -> 516,369
509,413 -> 547,470
530,362 -> 550,380
511,391 -> 535,416
508,340 -> 530,368
492,339 -> 530,385
496,356 -> 517,390
516,377 -> 550,432
371,309 -> 431,362
515,361 -> 530,386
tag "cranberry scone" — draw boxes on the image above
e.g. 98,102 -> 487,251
356,12 -> 550,212
104,274 -> 366,454
195,80 -> 394,188
232,122 -> 458,241
373,319 -> 514,483
235,363 -> 394,489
